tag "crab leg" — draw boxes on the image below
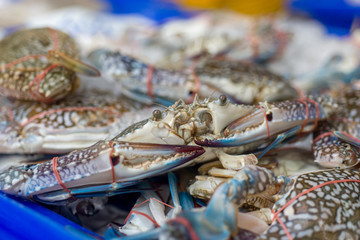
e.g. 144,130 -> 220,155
48,50 -> 100,77
115,165 -> 288,240
333,130 -> 360,148
0,141 -> 205,203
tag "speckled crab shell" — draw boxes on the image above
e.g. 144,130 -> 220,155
0,28 -> 98,102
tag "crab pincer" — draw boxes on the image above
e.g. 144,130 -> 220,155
195,97 -> 332,148
0,141 -> 205,203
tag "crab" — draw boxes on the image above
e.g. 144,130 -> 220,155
0,27 -> 99,102
0,140 -> 205,203
116,164 -> 360,240
114,94 -> 338,171
0,90 -> 155,154
88,50 -> 298,106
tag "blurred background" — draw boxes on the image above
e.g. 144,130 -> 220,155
0,0 -> 359,35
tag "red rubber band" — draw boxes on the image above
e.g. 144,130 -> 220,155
146,65 -> 154,99
132,197 -> 174,210
52,156 -> 74,198
303,98 -> 320,133
256,105 -> 270,138
109,141 -> 116,183
124,210 -> 160,227
167,217 -> 199,240
312,132 -> 334,146
124,197 -> 174,226
48,28 -> 58,51
3,54 -> 45,69
293,86 -> 306,100
312,131 -> 333,153
20,106 -> 116,127
272,178 -> 360,224
28,64 -> 59,102
296,99 -> 309,137
271,209 -> 293,240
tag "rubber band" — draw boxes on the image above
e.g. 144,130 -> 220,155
293,86 -> 306,100
303,98 -> 320,133
109,141 -> 116,184
48,28 -> 58,51
3,55 -> 45,69
271,178 -> 360,224
132,197 -> 175,210
28,64 -> 59,102
52,157 -> 74,198
26,29 -> 58,102
312,132 -> 334,146
124,210 -> 160,227
296,99 -> 309,137
20,106 -> 116,127
124,197 -> 174,226
146,65 -> 154,99
271,209 -> 293,240
256,105 -> 270,138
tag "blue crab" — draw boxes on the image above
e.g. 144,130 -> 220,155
0,27 -> 99,102
114,94 -> 338,170
88,50 -> 298,106
0,90 -> 155,154
116,165 -> 360,240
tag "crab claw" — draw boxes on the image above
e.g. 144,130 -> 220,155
0,141 -> 205,202
195,106 -> 273,147
111,141 -> 205,181
196,99 -> 324,147
48,50 -> 100,76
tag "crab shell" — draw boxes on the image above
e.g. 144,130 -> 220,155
0,28 -> 99,102
114,97 -> 255,163
0,91 -> 155,154
260,168 -> 360,239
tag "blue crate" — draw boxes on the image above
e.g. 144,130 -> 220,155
0,193 -> 100,240
289,0 -> 360,35
104,0 -> 195,24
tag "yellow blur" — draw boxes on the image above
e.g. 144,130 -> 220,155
177,0 -> 284,15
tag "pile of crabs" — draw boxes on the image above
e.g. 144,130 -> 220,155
1,16 -> 360,240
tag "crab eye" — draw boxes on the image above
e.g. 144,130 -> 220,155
152,109 -> 162,120
219,95 -> 227,105
266,112 -> 273,121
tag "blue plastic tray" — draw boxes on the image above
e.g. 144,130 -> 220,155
288,0 -> 360,35
0,193 -> 100,240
